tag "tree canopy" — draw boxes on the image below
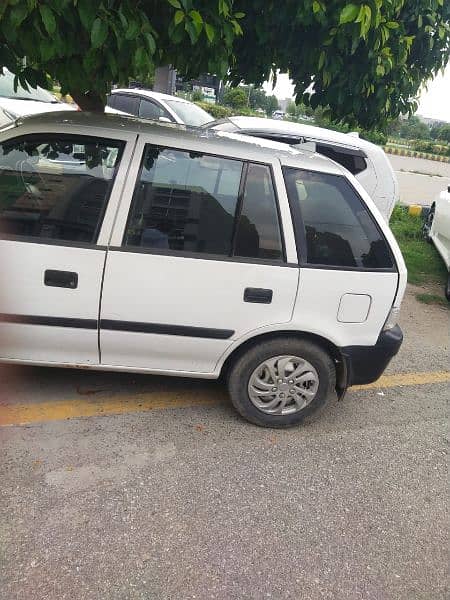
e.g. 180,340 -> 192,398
0,0 -> 242,110
230,1 -> 450,128
0,1 -> 449,126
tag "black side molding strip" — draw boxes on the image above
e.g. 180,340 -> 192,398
0,314 -> 97,329
100,320 -> 234,340
0,314 -> 234,340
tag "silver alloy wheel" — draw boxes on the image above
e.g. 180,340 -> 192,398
248,355 -> 319,415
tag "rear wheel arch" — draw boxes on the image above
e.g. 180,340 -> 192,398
220,330 -> 345,391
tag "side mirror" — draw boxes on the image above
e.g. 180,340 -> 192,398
158,116 -> 172,123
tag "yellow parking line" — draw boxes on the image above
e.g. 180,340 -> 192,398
0,391 -> 224,427
0,371 -> 448,426
352,371 -> 450,390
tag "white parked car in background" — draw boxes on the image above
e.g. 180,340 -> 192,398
207,116 -> 399,222
424,186 -> 450,300
0,69 -> 76,119
106,88 -> 214,127
0,112 -> 406,427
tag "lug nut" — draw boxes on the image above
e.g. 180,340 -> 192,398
272,387 -> 277,392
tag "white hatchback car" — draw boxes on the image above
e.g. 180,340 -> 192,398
207,117 -> 399,222
106,88 -> 214,127
0,112 -> 406,427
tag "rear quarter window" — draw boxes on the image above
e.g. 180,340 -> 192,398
283,167 -> 394,270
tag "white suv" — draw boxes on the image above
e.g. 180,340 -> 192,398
207,117 -> 399,222
0,112 -> 406,427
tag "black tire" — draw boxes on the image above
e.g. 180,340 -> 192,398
227,338 -> 335,428
445,273 -> 450,302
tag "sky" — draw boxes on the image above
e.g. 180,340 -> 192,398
263,65 -> 450,122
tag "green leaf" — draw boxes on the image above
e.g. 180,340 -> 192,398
118,9 -> 128,30
166,0 -> 182,8
234,12 -> 245,19
134,46 -> 147,69
185,19 -> 198,43
78,1 -> 96,30
318,50 -> 325,70
386,22 -> 399,29
189,10 -> 202,25
125,19 -> 140,40
313,1 -> 321,14
39,5 -> 56,35
145,32 -> 156,54
40,38 -> 55,61
10,4 -> 29,27
174,10 -> 184,25
91,17 -> 108,48
339,4 -> 359,24
204,22 -> 215,43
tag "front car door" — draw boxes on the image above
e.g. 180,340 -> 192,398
0,126 -> 135,365
99,136 -> 299,375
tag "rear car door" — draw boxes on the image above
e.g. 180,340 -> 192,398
0,129 -> 134,364
99,138 -> 299,374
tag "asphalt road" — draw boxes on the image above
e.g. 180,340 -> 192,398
388,154 -> 450,206
0,287 -> 449,600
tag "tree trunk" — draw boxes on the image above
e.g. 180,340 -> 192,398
71,90 -> 105,112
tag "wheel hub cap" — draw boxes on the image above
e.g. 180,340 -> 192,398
248,355 -> 319,416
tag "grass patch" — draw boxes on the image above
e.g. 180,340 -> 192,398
389,205 -> 447,286
415,293 -> 449,308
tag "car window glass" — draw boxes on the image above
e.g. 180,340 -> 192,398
139,99 -> 170,121
315,143 -> 367,175
0,69 -> 58,103
124,145 -> 243,255
164,99 -> 214,126
0,135 -> 124,243
283,167 -> 393,269
234,164 -> 283,261
112,94 -> 139,116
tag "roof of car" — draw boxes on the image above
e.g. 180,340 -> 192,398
8,111 -> 346,175
111,88 -> 190,103
227,116 -> 375,151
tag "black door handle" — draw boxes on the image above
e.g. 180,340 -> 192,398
44,269 -> 78,289
244,287 -> 273,304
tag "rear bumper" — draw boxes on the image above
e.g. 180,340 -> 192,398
341,325 -> 403,386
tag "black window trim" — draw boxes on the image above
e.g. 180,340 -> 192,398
283,165 -> 398,274
112,92 -> 140,116
138,97 -> 174,122
0,132 -> 125,247
121,142 -> 288,265
307,139 -> 367,158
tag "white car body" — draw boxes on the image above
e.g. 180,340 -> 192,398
429,187 -> 450,271
0,112 -> 406,424
106,88 -> 214,127
208,116 -> 399,222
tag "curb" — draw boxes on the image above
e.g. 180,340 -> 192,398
385,146 -> 450,163
398,204 -> 430,218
